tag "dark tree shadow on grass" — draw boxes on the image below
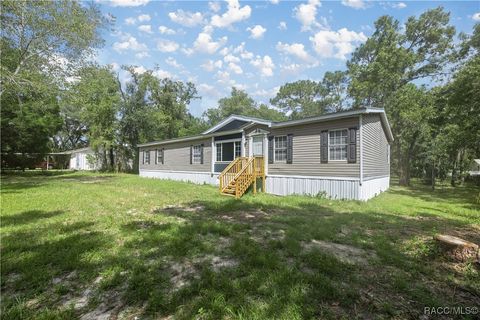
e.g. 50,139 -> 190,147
1,210 -> 65,227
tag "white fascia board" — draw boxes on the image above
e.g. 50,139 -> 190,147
202,114 -> 272,134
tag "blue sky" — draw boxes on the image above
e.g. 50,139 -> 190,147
94,0 -> 480,117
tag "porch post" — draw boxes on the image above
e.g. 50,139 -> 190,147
248,136 -> 253,157
211,137 -> 215,174
241,131 -> 246,157
263,134 -> 268,175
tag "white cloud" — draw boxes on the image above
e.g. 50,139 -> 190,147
294,0 -> 325,31
157,39 -> 179,52
341,0 -> 366,9
165,57 -> 182,69
110,62 -> 120,71
153,69 -> 172,79
135,51 -> 150,59
133,65 -> 147,74
211,0 -> 251,28
158,26 -> 176,35
270,0 -> 280,4
247,25 -> 267,39
113,35 -> 147,52
168,10 -> 204,27
276,42 -> 315,63
250,55 -> 275,77
228,62 -> 243,74
193,32 -> 227,54
253,86 -> 280,98
198,83 -> 220,97
280,63 -> 303,75
473,12 -> 480,21
201,59 -> 223,71
125,17 -> 136,25
138,24 -> 152,33
209,1 -> 221,12
278,21 -> 287,30
108,0 -> 149,7
310,28 -> 367,60
392,2 -> 407,9
233,42 -> 254,60
224,54 -> 240,63
137,14 -> 151,22
182,47 -> 195,56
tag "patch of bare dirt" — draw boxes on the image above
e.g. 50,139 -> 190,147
161,204 -> 205,213
302,240 -> 377,265
168,255 -> 239,292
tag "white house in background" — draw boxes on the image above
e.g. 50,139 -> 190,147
67,147 -> 99,170
469,159 -> 480,176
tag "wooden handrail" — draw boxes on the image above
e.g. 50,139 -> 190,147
218,157 -> 248,193
219,156 -> 266,198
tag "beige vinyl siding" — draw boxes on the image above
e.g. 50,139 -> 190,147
268,117 -> 360,178
139,137 -> 212,172
362,114 -> 390,178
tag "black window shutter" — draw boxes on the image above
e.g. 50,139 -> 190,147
141,150 -> 144,164
320,130 -> 328,163
348,128 -> 357,163
286,134 -> 293,164
190,145 -> 193,164
161,148 -> 165,164
268,136 -> 274,164
155,149 -> 158,165
200,144 -> 204,164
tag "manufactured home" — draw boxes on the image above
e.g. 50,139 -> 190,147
138,108 -> 393,200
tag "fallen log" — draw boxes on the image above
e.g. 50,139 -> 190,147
434,234 -> 479,263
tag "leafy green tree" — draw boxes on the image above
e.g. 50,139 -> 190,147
118,67 -> 199,172
0,0 -> 107,96
0,0 -> 107,166
204,87 -> 286,125
69,65 -> 120,170
348,7 -> 455,109
347,7 -> 456,185
270,80 -> 326,119
321,71 -> 349,113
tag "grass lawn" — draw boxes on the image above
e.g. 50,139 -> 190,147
1,171 -> 479,319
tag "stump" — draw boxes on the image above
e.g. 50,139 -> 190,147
434,234 -> 479,263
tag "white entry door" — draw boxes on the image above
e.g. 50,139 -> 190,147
252,136 -> 264,156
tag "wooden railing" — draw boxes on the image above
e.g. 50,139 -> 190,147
219,157 -> 248,193
234,157 -> 255,198
219,156 -> 265,198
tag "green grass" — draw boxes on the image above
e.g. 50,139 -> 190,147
1,171 -> 479,319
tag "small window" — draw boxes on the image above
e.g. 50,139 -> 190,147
144,150 -> 150,164
192,145 -> 202,164
329,129 -> 348,161
156,149 -> 163,164
274,136 -> 287,162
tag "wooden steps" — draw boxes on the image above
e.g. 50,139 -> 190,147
218,156 -> 265,199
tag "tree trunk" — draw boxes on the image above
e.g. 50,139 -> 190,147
431,160 -> 436,191
109,147 -> 115,172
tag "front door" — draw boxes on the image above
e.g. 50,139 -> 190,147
252,136 -> 264,156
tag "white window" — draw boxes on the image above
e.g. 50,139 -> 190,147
216,141 -> 241,162
329,129 -> 348,161
192,145 -> 202,164
156,149 -> 163,164
274,136 -> 287,162
144,150 -> 150,164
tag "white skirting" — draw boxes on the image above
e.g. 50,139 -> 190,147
139,170 -> 389,201
359,176 -> 390,201
266,175 -> 389,200
139,170 -> 219,185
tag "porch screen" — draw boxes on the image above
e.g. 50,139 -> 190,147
216,141 -> 241,161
